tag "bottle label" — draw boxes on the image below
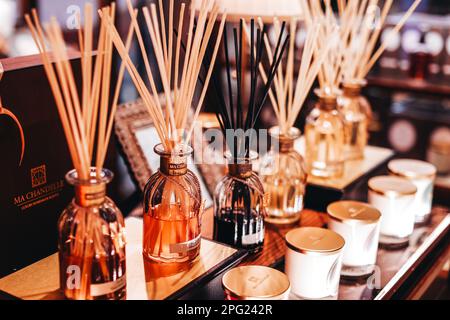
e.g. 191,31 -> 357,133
242,227 -> 264,245
90,276 -> 126,297
169,236 -> 200,254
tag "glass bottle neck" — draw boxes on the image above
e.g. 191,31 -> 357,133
342,85 -> 362,98
228,162 -> 253,179
318,96 -> 338,111
271,135 -> 295,153
159,155 -> 188,176
75,183 -> 106,207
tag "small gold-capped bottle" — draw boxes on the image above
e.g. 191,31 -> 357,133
260,126 -> 307,224
305,89 -> 345,178
338,80 -> 371,161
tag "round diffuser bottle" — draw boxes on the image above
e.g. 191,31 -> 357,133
305,90 -> 345,178
58,168 -> 126,300
143,144 -> 203,263
338,80 -> 371,160
214,152 -> 266,253
259,126 -> 307,224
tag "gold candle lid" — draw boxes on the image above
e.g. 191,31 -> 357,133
368,176 -> 417,197
222,266 -> 290,300
285,227 -> 345,255
388,159 -> 437,180
327,201 -> 381,225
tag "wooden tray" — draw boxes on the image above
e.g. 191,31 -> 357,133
0,217 -> 246,300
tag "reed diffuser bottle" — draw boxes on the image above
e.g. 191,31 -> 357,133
59,169 -> 126,300
260,127 -> 307,224
336,0 -> 423,160
27,4 -> 130,299
143,144 -> 202,262
338,80 -> 371,160
214,153 -> 266,252
209,19 -> 289,251
102,1 -> 225,262
255,16 -> 328,224
305,90 -> 345,178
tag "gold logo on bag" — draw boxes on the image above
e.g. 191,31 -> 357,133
31,165 -> 47,188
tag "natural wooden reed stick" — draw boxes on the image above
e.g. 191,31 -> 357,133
338,0 -> 421,83
100,0 -> 227,152
26,4 -> 132,179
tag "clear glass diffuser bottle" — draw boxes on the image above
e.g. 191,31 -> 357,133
305,90 -> 345,178
338,80 -> 372,161
214,152 -> 266,253
58,168 -> 127,300
143,144 -> 202,263
260,127 -> 307,224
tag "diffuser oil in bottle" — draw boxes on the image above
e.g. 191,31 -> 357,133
143,144 -> 202,263
58,169 -> 127,300
305,90 -> 345,178
260,127 -> 307,224
338,80 -> 371,161
214,153 -> 266,253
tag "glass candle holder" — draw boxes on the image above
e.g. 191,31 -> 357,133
327,201 -> 381,278
58,168 -> 126,300
388,159 -> 437,224
143,144 -> 203,263
285,227 -> 345,300
338,80 -> 371,161
259,127 -> 307,225
214,152 -> 266,253
305,90 -> 345,178
222,266 -> 290,300
368,176 -> 417,247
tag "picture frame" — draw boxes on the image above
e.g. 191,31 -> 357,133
114,98 -> 224,209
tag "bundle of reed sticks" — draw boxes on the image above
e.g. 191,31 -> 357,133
299,0 -> 347,95
247,16 -> 331,135
100,0 -> 226,152
338,0 -> 422,83
206,18 -> 289,158
25,4 -> 132,300
25,4 -> 134,180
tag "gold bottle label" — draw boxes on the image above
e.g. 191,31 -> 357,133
277,137 -> 295,153
228,163 -> 253,178
75,183 -> 106,207
160,156 -> 188,176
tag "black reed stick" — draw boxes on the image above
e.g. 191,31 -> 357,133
203,19 -> 289,160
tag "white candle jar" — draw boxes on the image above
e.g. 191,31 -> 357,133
327,201 -> 381,278
222,266 -> 290,300
285,227 -> 345,299
388,159 -> 437,224
368,176 -> 417,247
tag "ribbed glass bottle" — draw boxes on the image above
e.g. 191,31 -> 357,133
143,144 -> 202,263
58,168 -> 126,300
260,127 -> 307,224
